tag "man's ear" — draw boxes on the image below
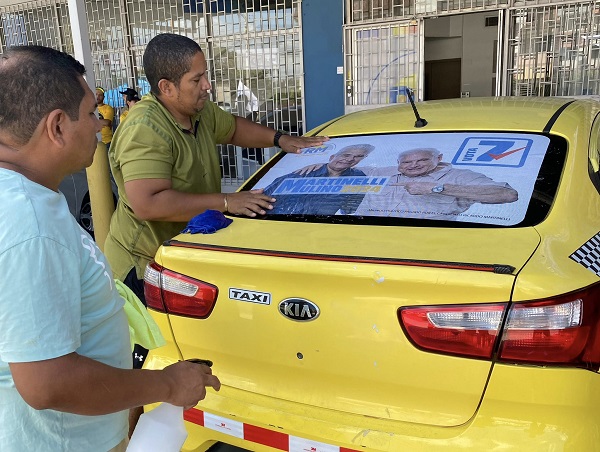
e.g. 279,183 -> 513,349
157,78 -> 174,97
44,109 -> 67,147
438,154 -> 443,162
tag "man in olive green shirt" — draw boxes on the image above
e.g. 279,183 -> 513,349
104,33 -> 327,380
106,32 -> 326,284
105,92 -> 235,282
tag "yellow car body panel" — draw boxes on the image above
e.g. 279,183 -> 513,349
309,97 -> 573,136
156,240 -> 513,426
162,217 -> 541,269
143,97 -> 600,451
145,347 -> 600,451
510,100 -> 600,302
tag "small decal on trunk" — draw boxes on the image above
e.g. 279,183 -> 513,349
229,288 -> 271,305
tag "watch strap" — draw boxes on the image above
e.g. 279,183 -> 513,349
273,130 -> 284,148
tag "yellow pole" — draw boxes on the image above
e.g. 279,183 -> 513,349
86,141 -> 115,251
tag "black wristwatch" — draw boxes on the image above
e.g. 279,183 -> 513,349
273,130 -> 285,148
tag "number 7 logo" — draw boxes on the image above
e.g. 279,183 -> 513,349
452,137 -> 533,167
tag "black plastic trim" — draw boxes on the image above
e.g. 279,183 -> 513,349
543,100 -> 575,133
166,240 -> 516,274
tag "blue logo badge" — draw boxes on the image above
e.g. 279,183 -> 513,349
452,137 -> 533,168
300,143 -> 336,155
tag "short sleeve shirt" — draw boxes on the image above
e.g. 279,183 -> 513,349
104,94 -> 236,280
355,164 -> 511,219
119,109 -> 129,125
0,169 -> 131,451
98,103 -> 115,144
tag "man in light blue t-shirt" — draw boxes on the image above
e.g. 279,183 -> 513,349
0,46 -> 221,451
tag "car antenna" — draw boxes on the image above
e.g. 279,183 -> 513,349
406,88 -> 427,128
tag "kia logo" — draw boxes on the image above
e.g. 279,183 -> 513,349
278,298 -> 320,321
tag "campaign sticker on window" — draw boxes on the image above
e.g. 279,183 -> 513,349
252,132 -> 550,226
452,137 -> 534,168
299,143 -> 336,155
270,176 -> 389,195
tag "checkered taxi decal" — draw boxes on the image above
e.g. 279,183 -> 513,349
184,408 -> 360,452
570,232 -> 600,277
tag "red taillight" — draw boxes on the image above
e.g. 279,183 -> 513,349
398,282 -> 600,370
399,304 -> 506,359
498,284 -> 600,370
143,261 -> 218,318
144,262 -> 165,311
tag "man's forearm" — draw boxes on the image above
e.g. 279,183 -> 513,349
229,116 -> 329,154
128,185 -> 226,222
229,115 -> 278,149
441,184 -> 518,203
10,353 -> 171,415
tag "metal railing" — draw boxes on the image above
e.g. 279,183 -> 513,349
0,0 -> 303,189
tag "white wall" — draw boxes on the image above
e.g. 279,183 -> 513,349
461,12 -> 498,97
425,36 -> 462,61
424,16 -> 463,61
424,12 -> 498,97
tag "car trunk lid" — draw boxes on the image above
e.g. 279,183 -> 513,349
153,219 -> 540,427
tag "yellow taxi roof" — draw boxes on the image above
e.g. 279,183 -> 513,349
312,96 -> 594,136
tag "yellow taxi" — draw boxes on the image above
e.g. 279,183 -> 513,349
143,97 -> 600,451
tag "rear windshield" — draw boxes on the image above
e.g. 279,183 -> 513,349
245,132 -> 566,227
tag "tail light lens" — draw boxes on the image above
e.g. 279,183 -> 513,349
399,304 -> 506,359
399,282 -> 600,370
143,261 -> 218,319
499,285 -> 600,369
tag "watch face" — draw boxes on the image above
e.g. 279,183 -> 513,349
432,185 -> 444,193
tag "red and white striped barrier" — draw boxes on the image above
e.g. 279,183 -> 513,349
184,408 -> 360,452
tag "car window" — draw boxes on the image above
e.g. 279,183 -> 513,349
246,132 -> 566,227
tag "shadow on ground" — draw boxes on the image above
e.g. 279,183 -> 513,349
207,443 -> 251,451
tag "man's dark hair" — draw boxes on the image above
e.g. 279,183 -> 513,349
0,45 -> 86,145
143,33 -> 203,95
335,143 -> 375,156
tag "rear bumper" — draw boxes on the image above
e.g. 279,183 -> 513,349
144,350 -> 600,452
